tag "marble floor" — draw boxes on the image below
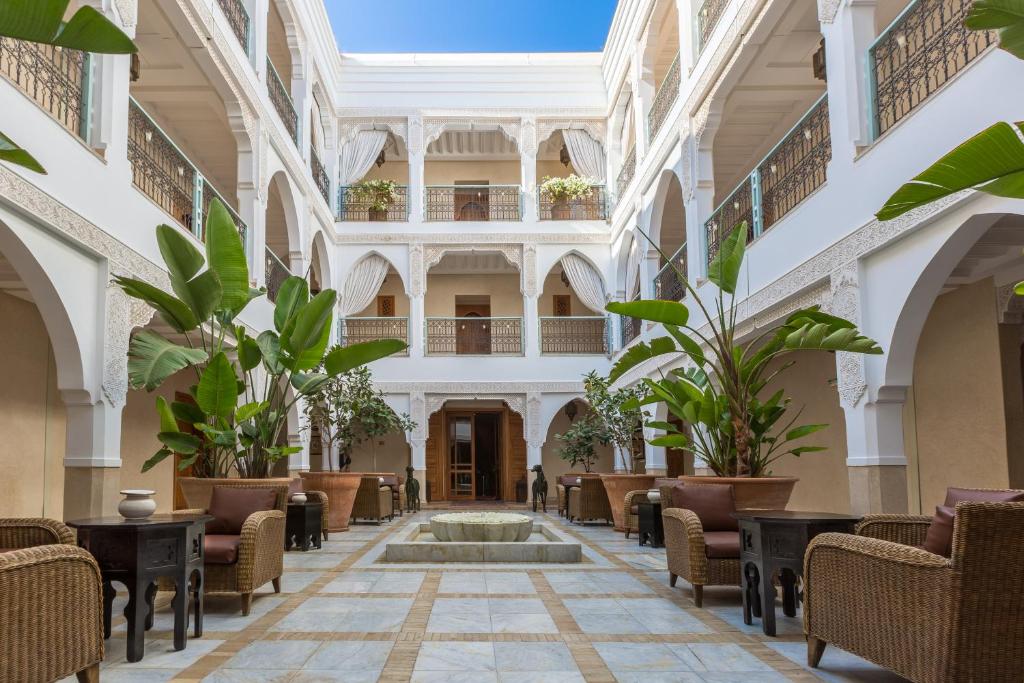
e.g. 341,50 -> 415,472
72,509 -> 907,682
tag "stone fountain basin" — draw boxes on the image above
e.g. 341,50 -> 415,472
429,512 -> 533,542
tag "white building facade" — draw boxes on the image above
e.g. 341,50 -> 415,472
1,0 -> 1021,519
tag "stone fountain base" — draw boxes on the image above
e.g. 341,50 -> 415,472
385,521 -> 582,563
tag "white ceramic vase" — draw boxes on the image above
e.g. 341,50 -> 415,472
291,493 -> 308,504
647,489 -> 661,503
118,489 -> 156,519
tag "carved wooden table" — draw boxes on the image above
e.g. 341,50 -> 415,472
637,501 -> 664,548
285,501 -> 323,551
68,513 -> 212,662
734,510 -> 860,636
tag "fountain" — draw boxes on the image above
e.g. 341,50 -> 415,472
429,512 -> 533,542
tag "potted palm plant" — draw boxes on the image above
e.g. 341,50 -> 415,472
540,175 -> 594,220
606,223 -> 882,510
116,199 -> 406,510
351,179 -> 398,221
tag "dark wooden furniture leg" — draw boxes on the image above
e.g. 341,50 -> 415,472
759,563 -> 777,637
125,574 -> 149,663
741,562 -> 754,625
172,573 -> 188,651
102,579 -> 116,639
75,663 -> 99,683
780,567 -> 798,618
144,581 -> 157,631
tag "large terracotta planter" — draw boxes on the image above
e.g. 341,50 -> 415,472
300,472 -> 363,532
677,475 -> 798,510
177,477 -> 293,510
600,474 -> 657,531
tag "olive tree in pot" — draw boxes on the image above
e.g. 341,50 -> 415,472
555,412 -> 604,474
351,179 -> 398,221
301,364 -> 415,531
606,224 -> 882,510
117,199 -> 406,510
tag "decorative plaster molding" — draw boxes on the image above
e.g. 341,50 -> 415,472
536,120 -> 607,147
338,118 -> 409,147
336,107 -> 605,120
333,232 -> 610,245
102,284 -> 154,408
425,394 -> 526,419
376,382 -> 585,394
818,0 -> 842,23
408,116 -> 424,156
523,243 -> 538,297
828,262 -> 868,407
423,243 -> 522,271
526,392 -> 543,445
996,282 -> 1024,324
409,243 -> 425,297
423,117 -> 523,147
519,117 -> 537,157
113,0 -> 137,28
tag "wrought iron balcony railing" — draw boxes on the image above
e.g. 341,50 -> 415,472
0,37 -> 90,140
616,145 -> 636,199
128,98 -> 247,244
266,58 -> 297,144
869,0 -> 994,139
339,317 -> 409,354
654,243 -> 687,302
425,185 -> 521,221
426,317 -> 523,355
216,0 -> 250,54
265,248 -> 291,303
538,185 -> 608,220
540,317 -> 609,355
704,95 -> 829,264
337,185 -> 409,222
697,0 -> 730,52
310,148 -> 330,207
619,293 -> 642,349
648,52 -> 681,142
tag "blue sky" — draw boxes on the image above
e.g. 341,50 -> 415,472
326,0 -> 619,53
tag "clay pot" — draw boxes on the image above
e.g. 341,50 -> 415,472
118,489 -> 156,519
676,475 -> 798,511
368,207 -> 387,221
599,474 -> 657,531
550,200 -> 571,220
177,477 -> 293,511
299,472 -> 363,532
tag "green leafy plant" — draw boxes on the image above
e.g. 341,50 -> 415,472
118,199 -> 407,478
581,370 -> 647,472
555,411 -> 606,473
606,224 -> 882,478
351,179 -> 398,212
540,174 -> 596,202
302,364 -> 416,472
0,0 -> 137,173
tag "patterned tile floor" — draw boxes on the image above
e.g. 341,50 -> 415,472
67,509 -> 907,682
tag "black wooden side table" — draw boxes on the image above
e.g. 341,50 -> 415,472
637,501 -> 664,547
286,501 -> 323,551
68,513 -> 212,662
733,510 -> 860,636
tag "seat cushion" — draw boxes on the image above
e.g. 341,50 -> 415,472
669,483 -> 738,532
944,487 -> 1024,506
630,504 -> 639,515
703,531 -> 741,559
921,505 -> 955,557
206,486 -> 278,535
205,534 -> 241,564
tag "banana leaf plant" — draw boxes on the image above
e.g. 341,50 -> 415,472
117,198 -> 406,478
0,0 -> 138,174
605,223 -> 882,478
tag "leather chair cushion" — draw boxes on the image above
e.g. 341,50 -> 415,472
703,531 -> 741,558
921,505 -> 955,557
206,486 -> 277,535
630,504 -> 639,515
944,487 -> 1024,506
669,483 -> 738,532
204,534 -> 241,564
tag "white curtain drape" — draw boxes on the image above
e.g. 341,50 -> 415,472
338,130 -> 387,186
562,129 -> 606,183
339,254 -> 390,316
625,236 -> 641,299
560,253 -> 607,314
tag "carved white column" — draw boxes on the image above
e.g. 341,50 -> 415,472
291,43 -> 312,164
251,0 -> 270,81
409,244 -> 425,357
409,391 -> 427,498
408,116 -> 425,223
520,117 -> 538,222
522,244 -> 539,358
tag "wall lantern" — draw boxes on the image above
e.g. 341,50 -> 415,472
560,144 -> 571,167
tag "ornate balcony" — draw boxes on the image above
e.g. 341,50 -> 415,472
266,58 -> 297,144
339,317 -> 409,354
705,96 -> 830,264
0,37 -> 90,140
869,0 -> 995,139
540,317 -> 609,355
697,0 -> 730,52
425,186 -> 521,221
216,0 -> 250,54
618,293 -> 642,349
616,146 -> 636,198
337,185 -> 408,222
310,148 -> 330,206
648,52 -> 681,142
538,185 -> 608,220
265,248 -> 291,303
127,98 -> 247,243
654,244 -> 687,302
426,317 -> 523,355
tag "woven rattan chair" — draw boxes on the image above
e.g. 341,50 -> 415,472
0,519 -> 103,682
662,507 -> 741,606
351,476 -> 393,524
178,481 -> 288,616
804,501 -> 1024,682
567,477 -> 612,525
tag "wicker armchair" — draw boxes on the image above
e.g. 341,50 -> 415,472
623,479 -> 677,538
662,507 -> 741,606
351,476 -> 393,524
0,519 -> 103,683
567,477 -> 612,525
804,501 -> 1024,682
178,482 -> 288,616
